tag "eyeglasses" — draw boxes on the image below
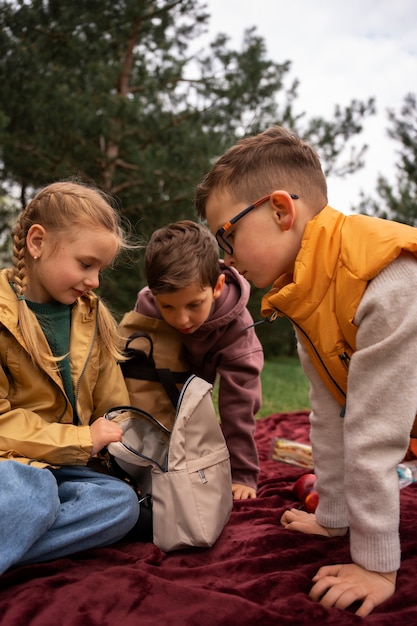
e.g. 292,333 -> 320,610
215,193 -> 299,256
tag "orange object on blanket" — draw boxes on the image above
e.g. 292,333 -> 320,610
404,438 -> 417,461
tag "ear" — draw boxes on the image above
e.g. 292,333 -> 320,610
269,191 -> 296,231
213,273 -> 225,300
26,224 -> 47,259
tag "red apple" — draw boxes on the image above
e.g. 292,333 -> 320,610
293,473 -> 317,500
303,490 -> 319,513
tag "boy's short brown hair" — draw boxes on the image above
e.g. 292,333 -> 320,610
195,126 -> 328,218
145,220 -> 220,294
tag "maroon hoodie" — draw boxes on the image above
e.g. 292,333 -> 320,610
134,262 -> 263,490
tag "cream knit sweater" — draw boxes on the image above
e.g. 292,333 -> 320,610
297,254 -> 417,573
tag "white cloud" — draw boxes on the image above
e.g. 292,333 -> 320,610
202,0 -> 417,213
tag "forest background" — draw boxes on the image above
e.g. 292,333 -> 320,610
1,0 -> 416,358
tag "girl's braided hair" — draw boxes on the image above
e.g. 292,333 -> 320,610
9,181 -> 130,371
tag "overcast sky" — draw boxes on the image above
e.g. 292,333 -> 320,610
202,0 -> 417,214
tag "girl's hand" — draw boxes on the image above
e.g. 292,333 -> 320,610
90,417 -> 123,456
280,508 -> 347,537
309,563 -> 397,617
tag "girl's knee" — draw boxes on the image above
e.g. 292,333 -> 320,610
115,481 -> 140,530
89,478 -> 139,539
77,469 -> 140,532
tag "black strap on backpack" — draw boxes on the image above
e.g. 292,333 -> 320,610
121,332 -> 190,409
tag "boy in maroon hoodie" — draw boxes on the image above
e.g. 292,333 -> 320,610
134,220 -> 264,499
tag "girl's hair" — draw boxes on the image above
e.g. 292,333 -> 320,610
145,220 -> 220,294
9,181 -> 130,371
195,126 -> 328,218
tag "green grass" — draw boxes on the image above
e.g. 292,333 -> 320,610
257,356 -> 310,417
213,356 -> 310,419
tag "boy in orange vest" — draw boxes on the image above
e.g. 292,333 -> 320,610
194,125 -> 417,617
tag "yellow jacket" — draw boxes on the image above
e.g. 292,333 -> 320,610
262,205 -> 417,406
0,270 -> 129,467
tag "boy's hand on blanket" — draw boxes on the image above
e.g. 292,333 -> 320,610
90,417 -> 123,456
309,563 -> 397,617
280,508 -> 347,537
232,483 -> 257,499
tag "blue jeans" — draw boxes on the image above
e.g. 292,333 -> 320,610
0,461 -> 140,574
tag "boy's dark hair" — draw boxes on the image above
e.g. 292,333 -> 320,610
195,126 -> 328,218
145,220 -> 220,294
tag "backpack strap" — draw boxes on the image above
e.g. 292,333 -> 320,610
154,368 -> 181,408
121,331 -> 189,409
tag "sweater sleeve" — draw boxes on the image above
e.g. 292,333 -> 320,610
308,254 -> 417,573
297,339 -> 349,529
342,254 -> 417,572
217,336 -> 263,490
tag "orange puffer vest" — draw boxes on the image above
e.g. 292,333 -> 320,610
262,205 -> 417,406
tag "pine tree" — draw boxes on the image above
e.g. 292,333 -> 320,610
358,93 -> 417,225
0,0 -> 376,335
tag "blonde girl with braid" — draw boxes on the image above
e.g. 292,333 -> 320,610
0,181 -> 141,575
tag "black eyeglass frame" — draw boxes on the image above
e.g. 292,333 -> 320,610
215,193 -> 299,255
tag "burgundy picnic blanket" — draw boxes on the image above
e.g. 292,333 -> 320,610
1,411 -> 417,626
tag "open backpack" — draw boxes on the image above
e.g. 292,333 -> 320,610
106,312 -> 233,552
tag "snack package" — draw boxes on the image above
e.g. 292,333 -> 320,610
397,460 -> 417,489
271,437 -> 313,469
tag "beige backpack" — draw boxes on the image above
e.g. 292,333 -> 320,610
106,375 -> 233,552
